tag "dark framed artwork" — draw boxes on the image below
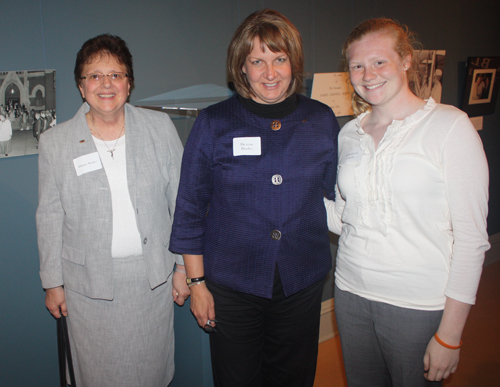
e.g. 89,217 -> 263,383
461,57 -> 500,117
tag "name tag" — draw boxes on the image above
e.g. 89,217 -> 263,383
73,152 -> 103,176
233,137 -> 261,156
343,147 -> 363,165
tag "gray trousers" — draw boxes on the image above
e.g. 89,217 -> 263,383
334,286 -> 443,387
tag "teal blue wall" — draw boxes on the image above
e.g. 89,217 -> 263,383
1,1 -> 499,386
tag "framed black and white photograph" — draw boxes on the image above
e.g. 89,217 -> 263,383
0,69 -> 56,159
415,50 -> 446,103
461,57 -> 500,117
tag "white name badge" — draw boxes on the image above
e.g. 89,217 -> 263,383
73,152 -> 103,176
343,147 -> 363,165
233,137 -> 261,156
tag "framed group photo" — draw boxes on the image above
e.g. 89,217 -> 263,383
0,69 -> 56,159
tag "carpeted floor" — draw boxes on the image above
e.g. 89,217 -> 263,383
314,258 -> 500,387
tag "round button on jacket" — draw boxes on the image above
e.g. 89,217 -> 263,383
271,230 -> 281,240
272,174 -> 283,185
271,120 -> 281,131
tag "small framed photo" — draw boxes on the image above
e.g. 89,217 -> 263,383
461,57 -> 500,117
0,69 -> 57,159
468,69 -> 495,105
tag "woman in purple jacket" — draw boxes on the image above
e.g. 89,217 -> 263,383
170,9 -> 339,387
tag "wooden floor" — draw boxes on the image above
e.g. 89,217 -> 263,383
314,260 -> 500,387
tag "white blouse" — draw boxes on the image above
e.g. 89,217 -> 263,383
325,99 -> 489,310
93,135 -> 143,258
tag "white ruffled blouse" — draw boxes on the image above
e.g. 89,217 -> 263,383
325,99 -> 489,310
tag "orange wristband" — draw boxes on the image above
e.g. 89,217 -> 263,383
434,333 -> 462,350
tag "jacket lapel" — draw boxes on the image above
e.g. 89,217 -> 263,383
72,103 -> 109,186
125,104 -> 139,210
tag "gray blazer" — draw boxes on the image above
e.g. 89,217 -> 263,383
36,103 -> 183,300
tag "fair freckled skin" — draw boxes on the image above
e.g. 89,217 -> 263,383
346,31 -> 473,383
242,38 -> 292,104
347,32 -> 424,148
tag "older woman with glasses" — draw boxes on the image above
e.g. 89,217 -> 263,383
36,34 -> 189,387
170,9 -> 340,387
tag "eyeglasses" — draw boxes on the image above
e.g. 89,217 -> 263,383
80,72 -> 129,83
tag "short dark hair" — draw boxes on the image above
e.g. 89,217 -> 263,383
227,9 -> 304,99
74,34 -> 134,90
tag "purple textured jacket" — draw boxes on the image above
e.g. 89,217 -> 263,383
170,94 -> 339,299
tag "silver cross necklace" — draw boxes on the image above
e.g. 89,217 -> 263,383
90,113 -> 125,159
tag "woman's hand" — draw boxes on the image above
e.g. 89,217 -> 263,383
45,286 -> 67,318
423,335 -> 460,381
423,297 -> 470,381
324,194 -> 343,235
189,282 -> 216,329
179,254 -> 215,329
172,268 -> 190,306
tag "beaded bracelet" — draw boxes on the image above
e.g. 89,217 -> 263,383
434,333 -> 462,350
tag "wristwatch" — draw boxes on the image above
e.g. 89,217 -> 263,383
186,276 -> 205,286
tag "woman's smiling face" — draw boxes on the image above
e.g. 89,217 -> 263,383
241,38 -> 293,104
347,32 -> 410,109
78,53 -> 130,118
